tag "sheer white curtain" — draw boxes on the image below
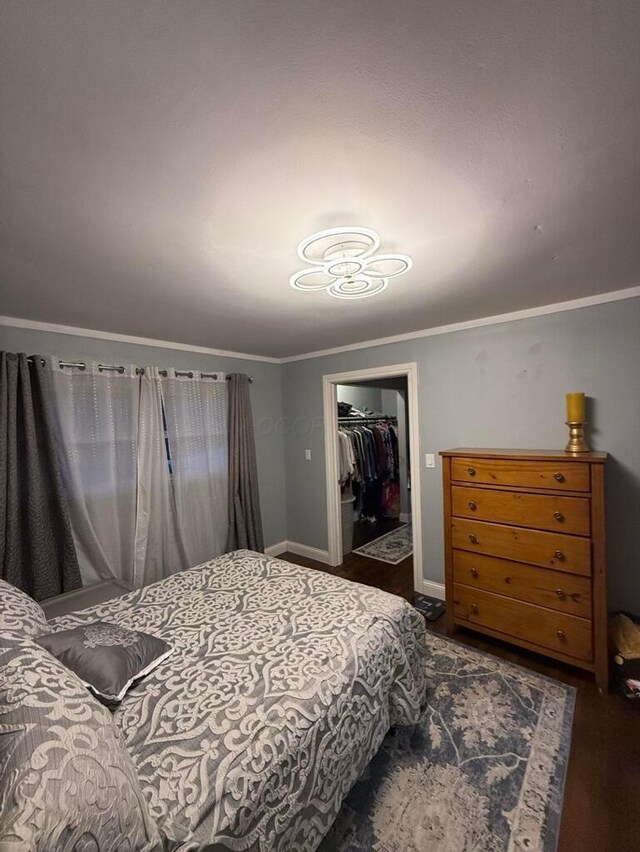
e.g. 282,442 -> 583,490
49,360 -> 140,585
49,362 -> 229,585
134,367 -> 189,586
162,371 -> 228,567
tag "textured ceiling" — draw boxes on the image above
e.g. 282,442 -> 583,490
1,1 -> 639,358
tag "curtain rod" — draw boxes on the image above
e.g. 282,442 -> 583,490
26,358 -> 252,382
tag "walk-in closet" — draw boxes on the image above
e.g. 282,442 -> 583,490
336,378 -> 412,570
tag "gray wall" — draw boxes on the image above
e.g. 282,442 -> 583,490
0,325 -> 287,548
336,384 -> 382,413
283,298 -> 640,611
4,297 -> 640,611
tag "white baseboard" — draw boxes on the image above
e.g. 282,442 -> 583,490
264,541 -> 288,557
283,541 -> 332,564
421,579 -> 446,601
399,512 -> 412,524
264,540 -> 332,565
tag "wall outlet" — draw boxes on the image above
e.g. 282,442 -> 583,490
305,449 -> 312,461
425,453 -> 436,468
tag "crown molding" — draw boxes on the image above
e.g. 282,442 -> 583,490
0,315 -> 281,364
280,285 -> 640,363
1,285 -> 638,365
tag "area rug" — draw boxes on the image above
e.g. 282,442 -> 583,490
319,630 -> 575,852
353,524 -> 412,564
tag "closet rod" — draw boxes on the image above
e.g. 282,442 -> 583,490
338,415 -> 397,423
26,357 -> 252,381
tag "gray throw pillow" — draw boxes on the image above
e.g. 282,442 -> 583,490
0,633 -> 163,852
36,621 -> 172,702
0,578 -> 50,638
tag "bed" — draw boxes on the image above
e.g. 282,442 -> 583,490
9,550 -> 428,851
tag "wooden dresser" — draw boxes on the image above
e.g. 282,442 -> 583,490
440,449 -> 608,690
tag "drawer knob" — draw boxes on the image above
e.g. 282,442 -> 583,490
556,630 -> 566,641
470,603 -> 479,614
554,472 -> 565,482
553,549 -> 565,561
467,467 -> 476,476
470,568 -> 478,578
468,501 -> 477,511
556,588 -> 566,599
468,533 -> 477,543
554,511 -> 564,522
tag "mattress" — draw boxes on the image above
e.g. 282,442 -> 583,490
50,550 -> 428,851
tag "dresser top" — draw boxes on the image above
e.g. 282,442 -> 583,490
440,447 -> 607,462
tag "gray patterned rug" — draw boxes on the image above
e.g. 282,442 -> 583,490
353,524 -> 413,564
319,631 -> 575,852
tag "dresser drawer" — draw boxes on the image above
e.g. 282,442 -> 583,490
453,584 -> 593,662
452,550 -> 592,618
451,485 -> 591,536
451,457 -> 590,492
451,518 -> 591,576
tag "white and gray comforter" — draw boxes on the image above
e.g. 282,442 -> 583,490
50,550 -> 428,851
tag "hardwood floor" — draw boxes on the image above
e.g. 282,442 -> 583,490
351,515 -> 405,550
281,549 -> 640,852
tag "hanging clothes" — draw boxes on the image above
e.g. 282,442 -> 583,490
337,417 -> 400,520
338,430 -> 356,485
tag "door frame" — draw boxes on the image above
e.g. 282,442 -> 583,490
322,362 -> 422,593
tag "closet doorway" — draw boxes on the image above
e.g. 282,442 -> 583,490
322,363 -> 422,594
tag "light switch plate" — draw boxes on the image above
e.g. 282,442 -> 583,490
425,453 -> 436,468
305,449 -> 312,461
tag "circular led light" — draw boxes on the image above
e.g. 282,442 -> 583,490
362,254 -> 413,279
322,240 -> 372,261
332,276 -> 372,295
325,258 -> 364,277
328,278 -> 388,300
297,227 -> 380,265
289,269 -> 335,291
291,227 -> 409,300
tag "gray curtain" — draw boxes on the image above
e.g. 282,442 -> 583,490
226,373 -> 264,553
0,352 -> 81,599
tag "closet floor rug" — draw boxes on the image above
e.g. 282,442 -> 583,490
352,524 -> 412,564
319,630 -> 575,852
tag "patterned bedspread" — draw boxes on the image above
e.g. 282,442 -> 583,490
50,550 -> 428,851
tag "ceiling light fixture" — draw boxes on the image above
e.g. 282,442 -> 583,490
290,227 -> 412,300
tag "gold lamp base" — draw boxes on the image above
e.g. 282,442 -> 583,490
565,421 -> 591,453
